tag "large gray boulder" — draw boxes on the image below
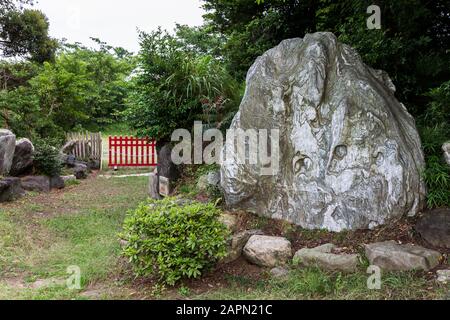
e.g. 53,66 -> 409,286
10,138 -> 34,176
365,241 -> 441,271
0,129 -> 16,175
221,32 -> 426,232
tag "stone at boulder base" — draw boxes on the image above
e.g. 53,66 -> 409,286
243,235 -> 292,268
197,171 -> 221,192
436,270 -> 450,284
221,229 -> 264,264
221,32 -> 426,232
21,176 -> 51,193
148,171 -> 162,200
50,176 -> 65,189
293,244 -> 359,273
62,175 -> 76,183
443,142 -> 450,166
87,159 -> 100,170
0,177 -> 24,202
365,241 -> 441,271
270,267 -> 290,279
10,138 -> 34,177
74,163 -> 89,180
415,209 -> 450,249
219,213 -> 239,233
157,144 -> 179,181
0,129 -> 16,175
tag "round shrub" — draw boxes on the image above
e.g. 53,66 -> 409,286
33,138 -> 62,177
121,197 -> 230,285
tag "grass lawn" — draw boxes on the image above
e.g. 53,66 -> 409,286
0,176 -> 148,300
0,176 -> 448,300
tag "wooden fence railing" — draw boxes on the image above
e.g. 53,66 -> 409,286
66,132 -> 103,164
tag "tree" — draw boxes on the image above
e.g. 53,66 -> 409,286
1,0 -> 58,62
125,29 -> 240,142
202,0 -> 450,115
0,41 -> 136,140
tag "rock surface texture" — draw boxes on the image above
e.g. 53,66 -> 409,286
21,176 -> 51,193
243,235 -> 292,267
415,209 -> 450,249
294,244 -> 359,272
0,129 -> 16,175
443,142 -> 450,166
0,177 -> 23,202
221,32 -> 426,232
10,138 -> 34,176
365,241 -> 441,271
222,229 -> 264,264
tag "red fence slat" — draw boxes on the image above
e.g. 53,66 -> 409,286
108,136 -> 157,167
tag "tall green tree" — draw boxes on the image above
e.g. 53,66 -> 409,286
1,0 -> 58,62
125,29 -> 240,142
0,41 -> 135,140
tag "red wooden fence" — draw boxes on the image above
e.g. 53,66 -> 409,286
109,136 -> 157,167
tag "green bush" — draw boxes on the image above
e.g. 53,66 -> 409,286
33,138 -> 62,177
121,197 -> 229,285
418,81 -> 450,208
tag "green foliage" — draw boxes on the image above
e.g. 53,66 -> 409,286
203,0 -> 450,116
418,81 -> 450,208
32,138 -> 62,177
125,28 -> 240,142
0,40 -> 135,139
0,8 -> 58,62
121,197 -> 229,285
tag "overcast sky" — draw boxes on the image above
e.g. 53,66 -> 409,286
31,0 -> 205,53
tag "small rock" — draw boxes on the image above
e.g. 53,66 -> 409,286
222,229 -> 264,264
157,144 -> 179,181
10,138 -> 34,177
31,278 -> 66,289
74,163 -> 89,180
62,175 -> 77,183
365,241 -> 442,271
437,270 -> 450,284
0,177 -> 24,202
219,213 -> 238,232
243,235 -> 292,268
293,244 -> 359,273
87,159 -> 100,170
443,142 -> 450,166
415,209 -> 450,249
207,171 -> 220,186
148,172 -> 161,200
270,267 -> 290,279
50,175 -> 65,189
21,176 -> 50,193
197,171 -> 221,192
